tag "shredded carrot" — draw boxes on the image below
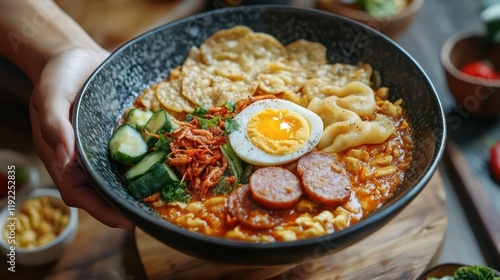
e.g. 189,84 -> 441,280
166,118 -> 227,198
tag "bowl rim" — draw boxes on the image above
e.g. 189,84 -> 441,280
0,188 -> 78,253
417,262 -> 500,279
74,5 -> 446,252
441,30 -> 500,86
320,0 -> 425,22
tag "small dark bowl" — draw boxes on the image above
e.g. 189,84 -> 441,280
316,0 -> 424,39
441,31 -> 500,117
417,263 -> 500,279
73,6 -> 446,265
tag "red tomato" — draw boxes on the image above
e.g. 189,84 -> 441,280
460,61 -> 500,80
491,142 -> 500,183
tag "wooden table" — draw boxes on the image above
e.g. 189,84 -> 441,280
0,0 -> 495,278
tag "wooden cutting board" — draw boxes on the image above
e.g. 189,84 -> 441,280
57,0 -> 205,50
135,171 -> 447,280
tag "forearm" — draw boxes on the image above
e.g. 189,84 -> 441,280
0,0 -> 101,83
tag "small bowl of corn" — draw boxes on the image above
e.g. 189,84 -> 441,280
0,188 -> 78,266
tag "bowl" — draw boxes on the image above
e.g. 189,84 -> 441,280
441,31 -> 500,117
316,0 -> 424,39
0,188 -> 78,266
0,149 -> 40,207
73,5 -> 446,265
417,263 -> 500,279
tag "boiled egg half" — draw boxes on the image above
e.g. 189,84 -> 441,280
229,99 -> 323,166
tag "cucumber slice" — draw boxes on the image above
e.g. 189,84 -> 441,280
142,109 -> 179,146
124,150 -> 167,181
128,162 -> 179,199
109,124 -> 148,165
126,108 -> 153,131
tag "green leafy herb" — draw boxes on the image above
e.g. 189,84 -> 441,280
213,169 -> 234,195
357,0 -> 405,18
427,264 -> 500,280
160,181 -> 191,203
198,116 -> 221,129
481,0 -> 500,44
454,264 -> 500,280
213,177 -> 232,195
188,104 -> 222,129
154,134 -> 173,153
224,116 -> 240,135
223,101 -> 237,112
221,143 -> 242,178
240,163 -> 252,184
219,143 -> 252,192
193,104 -> 209,117
15,166 -> 29,183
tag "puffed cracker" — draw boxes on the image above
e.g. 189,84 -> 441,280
183,47 -> 203,67
213,79 -> 258,107
200,25 -> 253,66
181,64 -> 256,108
310,63 -> 372,87
238,32 -> 287,74
257,69 -> 307,95
212,60 -> 248,82
285,39 -> 327,68
181,64 -> 218,107
155,79 -> 195,113
135,87 -> 162,112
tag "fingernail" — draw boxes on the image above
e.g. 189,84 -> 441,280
56,143 -> 70,169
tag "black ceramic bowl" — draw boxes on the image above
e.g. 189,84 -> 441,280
74,6 -> 446,265
417,263 -> 500,279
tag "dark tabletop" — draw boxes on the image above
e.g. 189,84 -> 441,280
395,0 -> 500,269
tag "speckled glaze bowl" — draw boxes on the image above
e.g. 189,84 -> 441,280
73,6 -> 446,265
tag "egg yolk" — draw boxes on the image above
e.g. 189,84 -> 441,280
246,109 -> 310,155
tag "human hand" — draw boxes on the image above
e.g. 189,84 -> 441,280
29,46 -> 135,230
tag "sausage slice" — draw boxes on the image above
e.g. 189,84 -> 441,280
249,167 -> 302,210
297,152 -> 338,176
228,185 -> 283,229
301,164 -> 352,207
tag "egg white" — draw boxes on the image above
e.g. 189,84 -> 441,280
228,99 -> 323,166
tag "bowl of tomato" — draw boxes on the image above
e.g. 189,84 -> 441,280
441,30 -> 500,117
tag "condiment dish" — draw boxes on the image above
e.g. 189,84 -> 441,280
0,188 -> 78,266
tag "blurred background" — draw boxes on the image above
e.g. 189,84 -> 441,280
1,0 -> 499,278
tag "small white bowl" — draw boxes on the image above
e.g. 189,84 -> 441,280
0,149 -> 41,206
0,188 -> 78,266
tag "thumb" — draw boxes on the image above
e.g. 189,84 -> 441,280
32,78 -> 75,168
31,47 -> 108,167
33,85 -> 75,168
